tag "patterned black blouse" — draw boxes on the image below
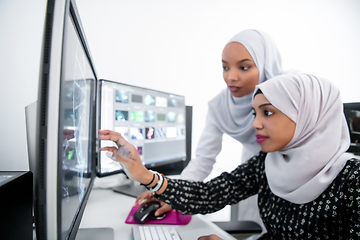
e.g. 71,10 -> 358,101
157,152 -> 360,239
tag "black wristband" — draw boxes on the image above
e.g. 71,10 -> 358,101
140,172 -> 155,187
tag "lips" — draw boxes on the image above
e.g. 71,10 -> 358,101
256,134 -> 268,144
228,86 -> 240,93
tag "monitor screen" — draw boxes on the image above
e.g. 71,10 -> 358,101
33,0 -> 98,239
344,102 -> 360,155
98,79 -> 187,177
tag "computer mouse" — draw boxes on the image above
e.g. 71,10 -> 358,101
133,201 -> 166,224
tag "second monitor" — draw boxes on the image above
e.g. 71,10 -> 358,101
98,79 -> 187,183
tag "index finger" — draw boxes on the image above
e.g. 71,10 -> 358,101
98,129 -> 128,147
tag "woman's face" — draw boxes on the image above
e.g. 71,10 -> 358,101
222,42 -> 259,98
252,93 -> 296,152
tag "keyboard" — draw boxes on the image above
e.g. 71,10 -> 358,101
132,225 -> 182,240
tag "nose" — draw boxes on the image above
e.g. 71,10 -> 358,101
225,69 -> 239,82
252,114 -> 262,130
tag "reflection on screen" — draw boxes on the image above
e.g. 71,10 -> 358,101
59,13 -> 95,238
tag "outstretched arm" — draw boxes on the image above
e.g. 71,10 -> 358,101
99,129 -> 168,195
99,129 -> 262,215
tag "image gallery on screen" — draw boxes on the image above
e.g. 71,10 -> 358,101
99,80 -> 186,174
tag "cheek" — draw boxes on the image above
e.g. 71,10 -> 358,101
245,70 -> 259,88
223,72 -> 228,82
267,120 -> 282,138
271,120 -> 295,146
250,68 -> 260,83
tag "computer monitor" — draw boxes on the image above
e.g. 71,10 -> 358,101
98,79 -> 188,196
29,0 -> 112,239
344,102 -> 360,155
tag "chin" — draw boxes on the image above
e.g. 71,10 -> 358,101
231,92 -> 245,98
260,145 -> 278,153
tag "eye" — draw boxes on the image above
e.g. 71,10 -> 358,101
223,66 -> 229,71
251,109 -> 256,118
240,66 -> 249,71
264,110 -> 273,116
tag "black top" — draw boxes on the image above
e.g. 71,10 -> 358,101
157,152 -> 360,239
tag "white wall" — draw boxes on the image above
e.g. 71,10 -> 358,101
0,0 -> 47,170
1,0 -> 360,176
75,0 -> 360,178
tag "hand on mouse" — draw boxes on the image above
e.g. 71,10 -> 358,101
198,234 -> 223,240
99,129 -> 153,184
136,191 -> 172,217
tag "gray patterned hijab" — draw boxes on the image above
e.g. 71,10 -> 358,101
255,72 -> 353,204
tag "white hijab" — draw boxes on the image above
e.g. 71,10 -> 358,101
255,73 -> 353,204
208,29 -> 282,144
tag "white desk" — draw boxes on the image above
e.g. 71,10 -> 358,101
80,188 -> 237,240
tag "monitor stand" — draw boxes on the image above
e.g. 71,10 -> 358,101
76,228 -> 114,240
112,179 -> 147,198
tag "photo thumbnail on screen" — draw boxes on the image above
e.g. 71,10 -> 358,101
144,95 -> 155,105
130,127 -> 144,140
115,90 -> 129,103
146,127 -> 155,139
130,111 -> 144,121
167,112 -> 177,123
145,110 -> 156,122
157,113 -> 166,121
155,128 -> 166,138
156,97 -> 167,107
168,98 -> 177,107
132,94 -> 143,103
115,110 -> 128,121
135,146 -> 143,155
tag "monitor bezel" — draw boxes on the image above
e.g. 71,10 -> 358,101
34,0 -> 98,239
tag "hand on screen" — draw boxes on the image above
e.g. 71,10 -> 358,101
136,191 -> 172,216
99,129 -> 152,184
197,234 -> 223,240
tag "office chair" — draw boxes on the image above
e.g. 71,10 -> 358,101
213,203 -> 263,235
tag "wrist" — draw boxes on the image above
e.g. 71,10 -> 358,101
155,177 -> 168,195
141,171 -> 155,186
144,170 -> 166,193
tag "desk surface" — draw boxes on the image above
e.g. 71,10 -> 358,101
80,188 -> 237,240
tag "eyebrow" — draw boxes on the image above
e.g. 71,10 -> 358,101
259,103 -> 272,108
252,103 -> 272,111
222,59 -> 252,64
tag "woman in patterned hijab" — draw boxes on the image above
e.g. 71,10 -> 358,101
100,72 -> 360,239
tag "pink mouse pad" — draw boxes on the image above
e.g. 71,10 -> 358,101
125,204 -> 192,225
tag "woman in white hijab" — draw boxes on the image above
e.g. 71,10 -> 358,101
100,72 -> 359,239
181,29 -> 282,180
136,29 -> 282,233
